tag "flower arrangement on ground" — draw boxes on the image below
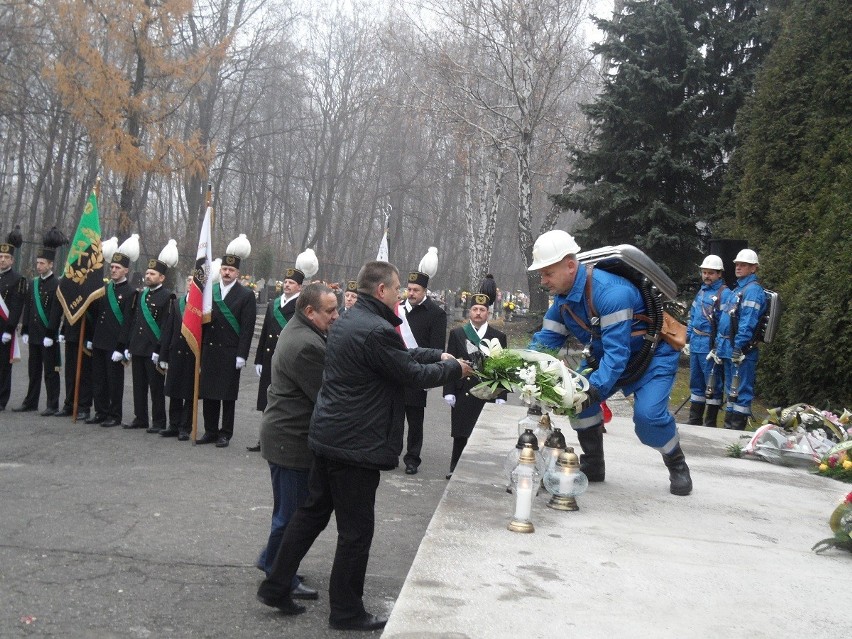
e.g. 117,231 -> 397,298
817,441 -> 852,483
812,491 -> 852,554
469,338 -> 590,416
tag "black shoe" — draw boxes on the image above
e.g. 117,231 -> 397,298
445,473 -> 453,480
160,428 -> 179,437
146,426 -> 164,434
215,435 -> 230,448
76,410 -> 91,421
101,418 -> 123,427
12,405 -> 36,412
196,432 -> 218,445
122,421 -> 147,429
177,431 -> 190,441
290,582 -> 318,600
257,583 -> 306,616
329,612 -> 387,631
40,408 -> 58,417
662,445 -> 693,496
405,464 -> 418,475
54,407 -> 74,417
85,413 -> 107,424
247,441 -> 261,452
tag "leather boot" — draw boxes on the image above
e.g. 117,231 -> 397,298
687,401 -> 705,426
722,411 -> 735,429
661,445 -> 692,496
703,404 -> 720,428
576,423 -> 605,482
729,412 -> 749,431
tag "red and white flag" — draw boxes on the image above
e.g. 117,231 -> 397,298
181,205 -> 213,357
0,292 -> 21,363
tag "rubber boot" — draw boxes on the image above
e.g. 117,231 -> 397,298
687,401 -> 705,426
722,411 -> 735,430
661,445 -> 692,496
703,404 -> 720,428
576,423 -> 605,482
729,412 -> 748,431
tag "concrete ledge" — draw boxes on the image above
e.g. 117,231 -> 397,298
384,404 -> 847,638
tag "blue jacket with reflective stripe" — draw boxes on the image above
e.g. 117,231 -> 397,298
529,267 -> 650,397
715,274 -> 766,356
686,279 -> 729,353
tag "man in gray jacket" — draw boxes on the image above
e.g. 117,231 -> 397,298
256,282 -> 338,600
257,261 -> 473,631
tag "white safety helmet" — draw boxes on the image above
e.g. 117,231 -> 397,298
527,230 -> 581,271
733,248 -> 759,265
699,255 -> 724,271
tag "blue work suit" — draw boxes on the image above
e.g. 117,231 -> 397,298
715,274 -> 766,415
686,280 -> 729,406
530,267 -> 680,454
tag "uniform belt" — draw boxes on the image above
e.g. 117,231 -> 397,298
692,328 -> 712,337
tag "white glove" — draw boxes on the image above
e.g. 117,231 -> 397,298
1,332 -> 11,344
444,394 -> 456,408
58,335 -> 66,343
236,356 -> 246,369
111,350 -> 124,362
22,334 -> 29,345
86,341 -> 93,350
682,343 -> 690,356
159,361 -> 168,371
151,353 -> 159,364
706,349 -> 721,364
255,364 -> 263,377
495,399 -> 506,405
124,349 -> 131,361
43,337 -> 54,347
731,349 -> 745,365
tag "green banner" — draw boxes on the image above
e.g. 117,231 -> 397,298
58,190 -> 105,324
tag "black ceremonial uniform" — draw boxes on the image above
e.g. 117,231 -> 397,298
123,284 -> 173,431
159,295 -> 195,438
0,267 -> 27,409
254,294 -> 297,411
444,323 -> 507,438
199,281 -> 256,440
59,312 -> 94,417
402,296 -> 447,469
89,280 -> 134,424
19,273 -> 63,412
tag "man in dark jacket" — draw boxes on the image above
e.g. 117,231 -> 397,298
257,261 -> 472,631
256,283 -> 338,600
0,233 -> 27,411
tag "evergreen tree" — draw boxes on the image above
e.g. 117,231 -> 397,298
557,0 -> 771,283
717,0 -> 851,407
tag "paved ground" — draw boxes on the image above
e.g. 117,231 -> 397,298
0,354 -> 457,638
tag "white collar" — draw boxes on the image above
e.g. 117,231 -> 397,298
281,291 -> 300,306
472,321 -> 488,338
220,280 -> 236,298
147,284 -> 162,292
41,271 -> 54,279
404,298 -> 424,313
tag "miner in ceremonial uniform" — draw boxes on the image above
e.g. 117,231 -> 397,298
56,310 -> 94,420
122,240 -> 178,433
198,234 -> 256,448
15,228 -> 67,415
86,235 -> 139,427
340,279 -> 358,314
443,288 -> 507,479
399,246 -> 447,474
0,227 -> 27,411
158,276 -> 195,441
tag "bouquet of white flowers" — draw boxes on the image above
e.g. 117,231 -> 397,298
470,338 -> 591,416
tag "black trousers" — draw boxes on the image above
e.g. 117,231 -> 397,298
403,405 -> 424,467
91,348 -> 125,421
202,399 -> 235,438
131,355 -> 166,428
22,342 -> 61,410
168,398 -> 190,432
63,341 -> 92,411
266,455 -> 380,623
0,343 -> 13,409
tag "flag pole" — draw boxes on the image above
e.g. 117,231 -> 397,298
72,315 -> 85,423
190,183 -> 213,445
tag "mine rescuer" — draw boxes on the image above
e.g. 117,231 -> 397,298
527,230 -> 692,496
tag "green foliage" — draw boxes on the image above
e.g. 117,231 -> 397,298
558,0 -> 771,285
719,0 -> 852,407
255,245 -> 275,280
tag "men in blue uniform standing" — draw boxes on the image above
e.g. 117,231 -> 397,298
0,228 -> 27,411
683,255 -> 729,428
710,248 -> 766,431
527,230 -> 692,496
16,233 -> 64,415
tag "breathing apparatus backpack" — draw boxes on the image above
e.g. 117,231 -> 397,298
734,286 -> 781,351
572,245 -> 681,387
